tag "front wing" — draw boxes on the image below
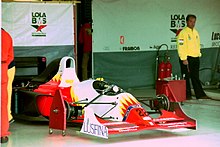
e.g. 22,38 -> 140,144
80,105 -> 196,139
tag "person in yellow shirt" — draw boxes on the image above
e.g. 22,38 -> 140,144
177,14 -> 210,100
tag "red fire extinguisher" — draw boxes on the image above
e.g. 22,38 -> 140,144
165,60 -> 172,78
158,61 -> 166,80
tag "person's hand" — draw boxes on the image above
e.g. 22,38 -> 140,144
182,60 -> 188,65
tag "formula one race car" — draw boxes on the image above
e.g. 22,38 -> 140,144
17,56 -> 196,139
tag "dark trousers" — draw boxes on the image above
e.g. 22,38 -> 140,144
179,56 -> 206,99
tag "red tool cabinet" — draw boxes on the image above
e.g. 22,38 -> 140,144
156,80 -> 186,102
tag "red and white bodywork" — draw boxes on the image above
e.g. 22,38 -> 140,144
32,56 -> 196,139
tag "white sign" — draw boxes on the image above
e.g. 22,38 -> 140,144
92,0 -> 220,52
2,2 -> 74,46
80,107 -> 108,139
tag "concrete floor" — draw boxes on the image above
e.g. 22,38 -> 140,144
2,88 -> 220,147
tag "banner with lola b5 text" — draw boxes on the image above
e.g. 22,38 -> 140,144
2,2 -> 74,46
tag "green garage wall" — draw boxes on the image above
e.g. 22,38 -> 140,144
93,48 -> 220,89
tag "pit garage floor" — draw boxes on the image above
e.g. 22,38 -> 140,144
2,88 -> 220,147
